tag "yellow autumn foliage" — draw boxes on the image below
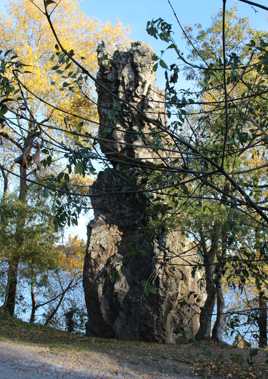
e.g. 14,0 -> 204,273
70,174 -> 95,194
57,235 -> 85,272
0,0 -> 128,132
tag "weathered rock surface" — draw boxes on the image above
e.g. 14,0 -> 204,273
83,42 -> 205,343
96,41 -> 172,166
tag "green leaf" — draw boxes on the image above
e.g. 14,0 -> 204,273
167,43 -> 176,50
159,59 -> 168,69
153,63 -> 158,72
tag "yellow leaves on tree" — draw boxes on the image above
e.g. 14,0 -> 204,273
57,235 -> 85,272
0,0 -> 127,133
69,174 -> 95,195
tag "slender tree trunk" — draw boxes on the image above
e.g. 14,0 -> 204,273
29,278 -> 36,324
254,227 -> 267,348
0,166 -> 8,200
212,218 -> 228,342
83,222 -> 92,304
3,256 -> 20,315
196,224 -> 221,340
212,279 -> 225,342
3,165 -> 27,316
0,166 -> 10,310
2,123 -> 37,316
258,289 -> 267,348
196,253 -> 216,340
196,284 -> 216,339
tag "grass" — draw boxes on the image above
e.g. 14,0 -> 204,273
0,309 -> 267,378
0,308 -> 89,348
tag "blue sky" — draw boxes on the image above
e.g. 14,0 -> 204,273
1,0 -> 267,61
80,0 -> 268,51
78,0 -> 268,91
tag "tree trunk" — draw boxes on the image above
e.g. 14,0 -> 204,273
3,256 -> 19,315
3,165 -> 27,316
196,284 -> 216,339
196,253 -> 216,340
258,290 -> 267,348
212,217 -> 227,342
212,279 -> 225,342
0,166 -> 8,201
29,279 -> 36,324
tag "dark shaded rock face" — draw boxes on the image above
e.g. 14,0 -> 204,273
83,42 -> 205,343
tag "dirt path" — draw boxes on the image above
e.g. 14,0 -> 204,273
0,340 -> 198,379
0,341 -> 98,379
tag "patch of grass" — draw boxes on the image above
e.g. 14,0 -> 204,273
0,308 -> 84,348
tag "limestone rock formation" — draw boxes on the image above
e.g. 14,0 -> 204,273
83,42 -> 205,343
96,41 -> 171,166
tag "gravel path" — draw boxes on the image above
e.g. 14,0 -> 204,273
0,341 -> 100,379
0,340 -> 198,379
